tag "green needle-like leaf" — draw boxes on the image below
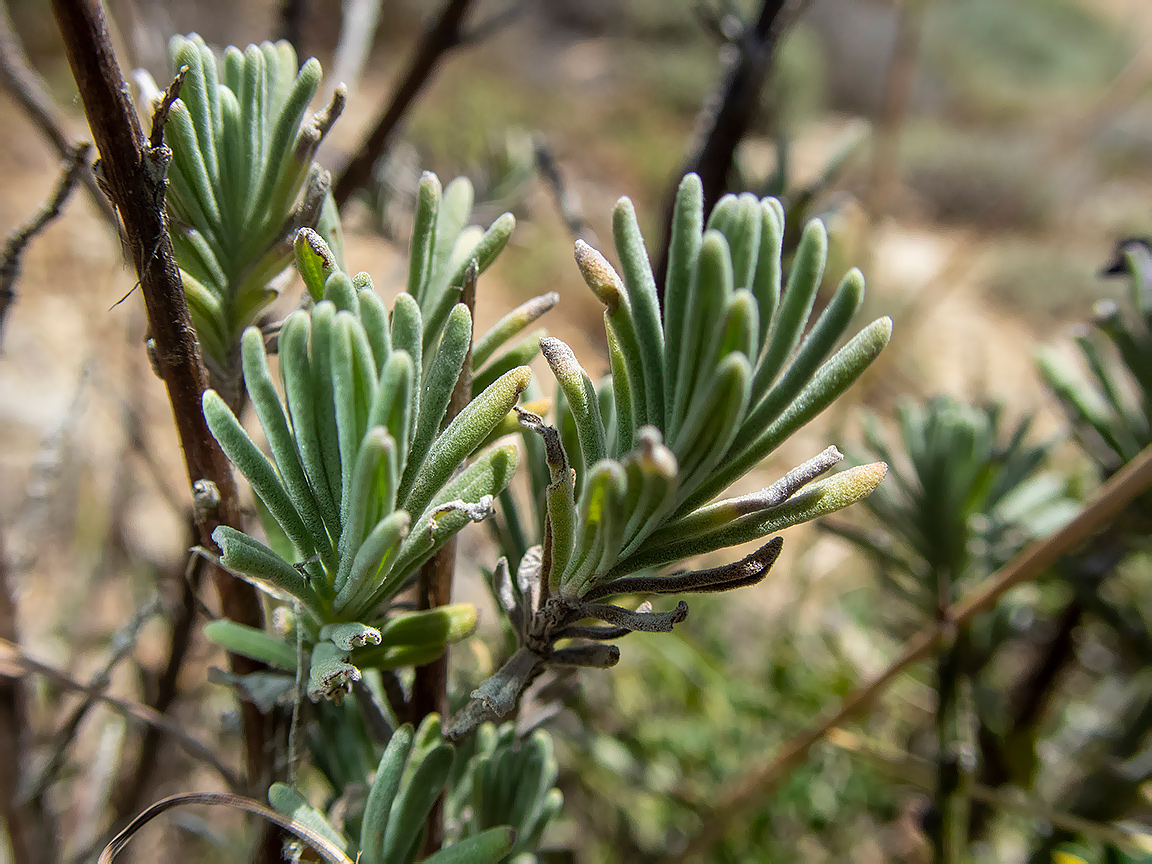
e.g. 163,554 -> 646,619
203,619 -> 298,670
540,337 -> 606,469
402,367 -> 531,519
613,197 -> 665,424
203,390 -> 314,558
403,303 -> 473,500
359,724 -> 415,864
213,525 -> 320,608
422,827 -> 517,864
242,327 -> 334,569
472,293 -> 559,369
754,218 -> 828,393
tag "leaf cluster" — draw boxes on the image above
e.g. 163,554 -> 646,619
270,714 -> 526,864
160,35 -> 345,382
451,174 -> 891,736
202,214 -> 530,701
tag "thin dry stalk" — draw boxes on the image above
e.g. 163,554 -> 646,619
654,0 -> 797,299
0,143 -> 90,343
0,636 -> 243,792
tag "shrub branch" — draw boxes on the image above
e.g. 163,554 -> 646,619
49,0 -> 269,789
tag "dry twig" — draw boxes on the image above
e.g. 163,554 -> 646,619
654,0 -> 799,300
0,636 -> 243,792
0,144 -> 90,346
0,1 -> 118,228
0,526 -> 57,864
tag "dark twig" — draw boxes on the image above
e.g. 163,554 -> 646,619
378,668 -> 409,721
411,262 -> 476,854
460,0 -> 526,46
277,0 -> 307,57
534,135 -> 591,241
148,64 -> 186,150
0,144 -> 89,346
352,679 -> 393,745
0,1 -> 118,228
931,570 -> 965,864
49,0 -> 269,790
0,525 -> 57,864
333,0 -> 479,208
654,0 -> 797,301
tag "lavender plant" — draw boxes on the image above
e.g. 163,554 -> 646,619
150,35 -> 345,393
450,175 -> 892,736
200,213 -> 528,703
165,36 -> 890,855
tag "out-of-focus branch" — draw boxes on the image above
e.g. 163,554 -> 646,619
0,636 -> 243,792
333,0 -> 478,208
113,535 -> 207,819
0,143 -> 89,345
0,1 -> 118,228
277,0 -> 307,57
534,135 -> 591,241
22,594 -> 161,803
654,0 -> 798,300
49,0 -> 269,790
327,0 -> 383,100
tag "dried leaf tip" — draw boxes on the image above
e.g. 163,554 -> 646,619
539,336 -> 582,378
634,425 -> 678,476
574,239 -> 626,311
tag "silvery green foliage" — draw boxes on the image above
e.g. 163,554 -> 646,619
1038,240 -> 1152,489
445,723 -> 562,861
160,34 -> 345,386
832,397 -> 1078,615
269,714 -> 519,864
449,174 -> 892,737
200,222 -> 532,702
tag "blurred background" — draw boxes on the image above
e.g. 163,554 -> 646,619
2,0 -> 1152,861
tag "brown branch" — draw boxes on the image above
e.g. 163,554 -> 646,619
673,441 -> 1152,862
278,0 -> 307,58
333,0 -> 478,208
0,1 -> 118,228
653,0 -> 796,300
410,262 -> 476,855
1,143 -> 89,346
0,525 -> 57,864
865,0 -> 929,226
49,0 -> 269,790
